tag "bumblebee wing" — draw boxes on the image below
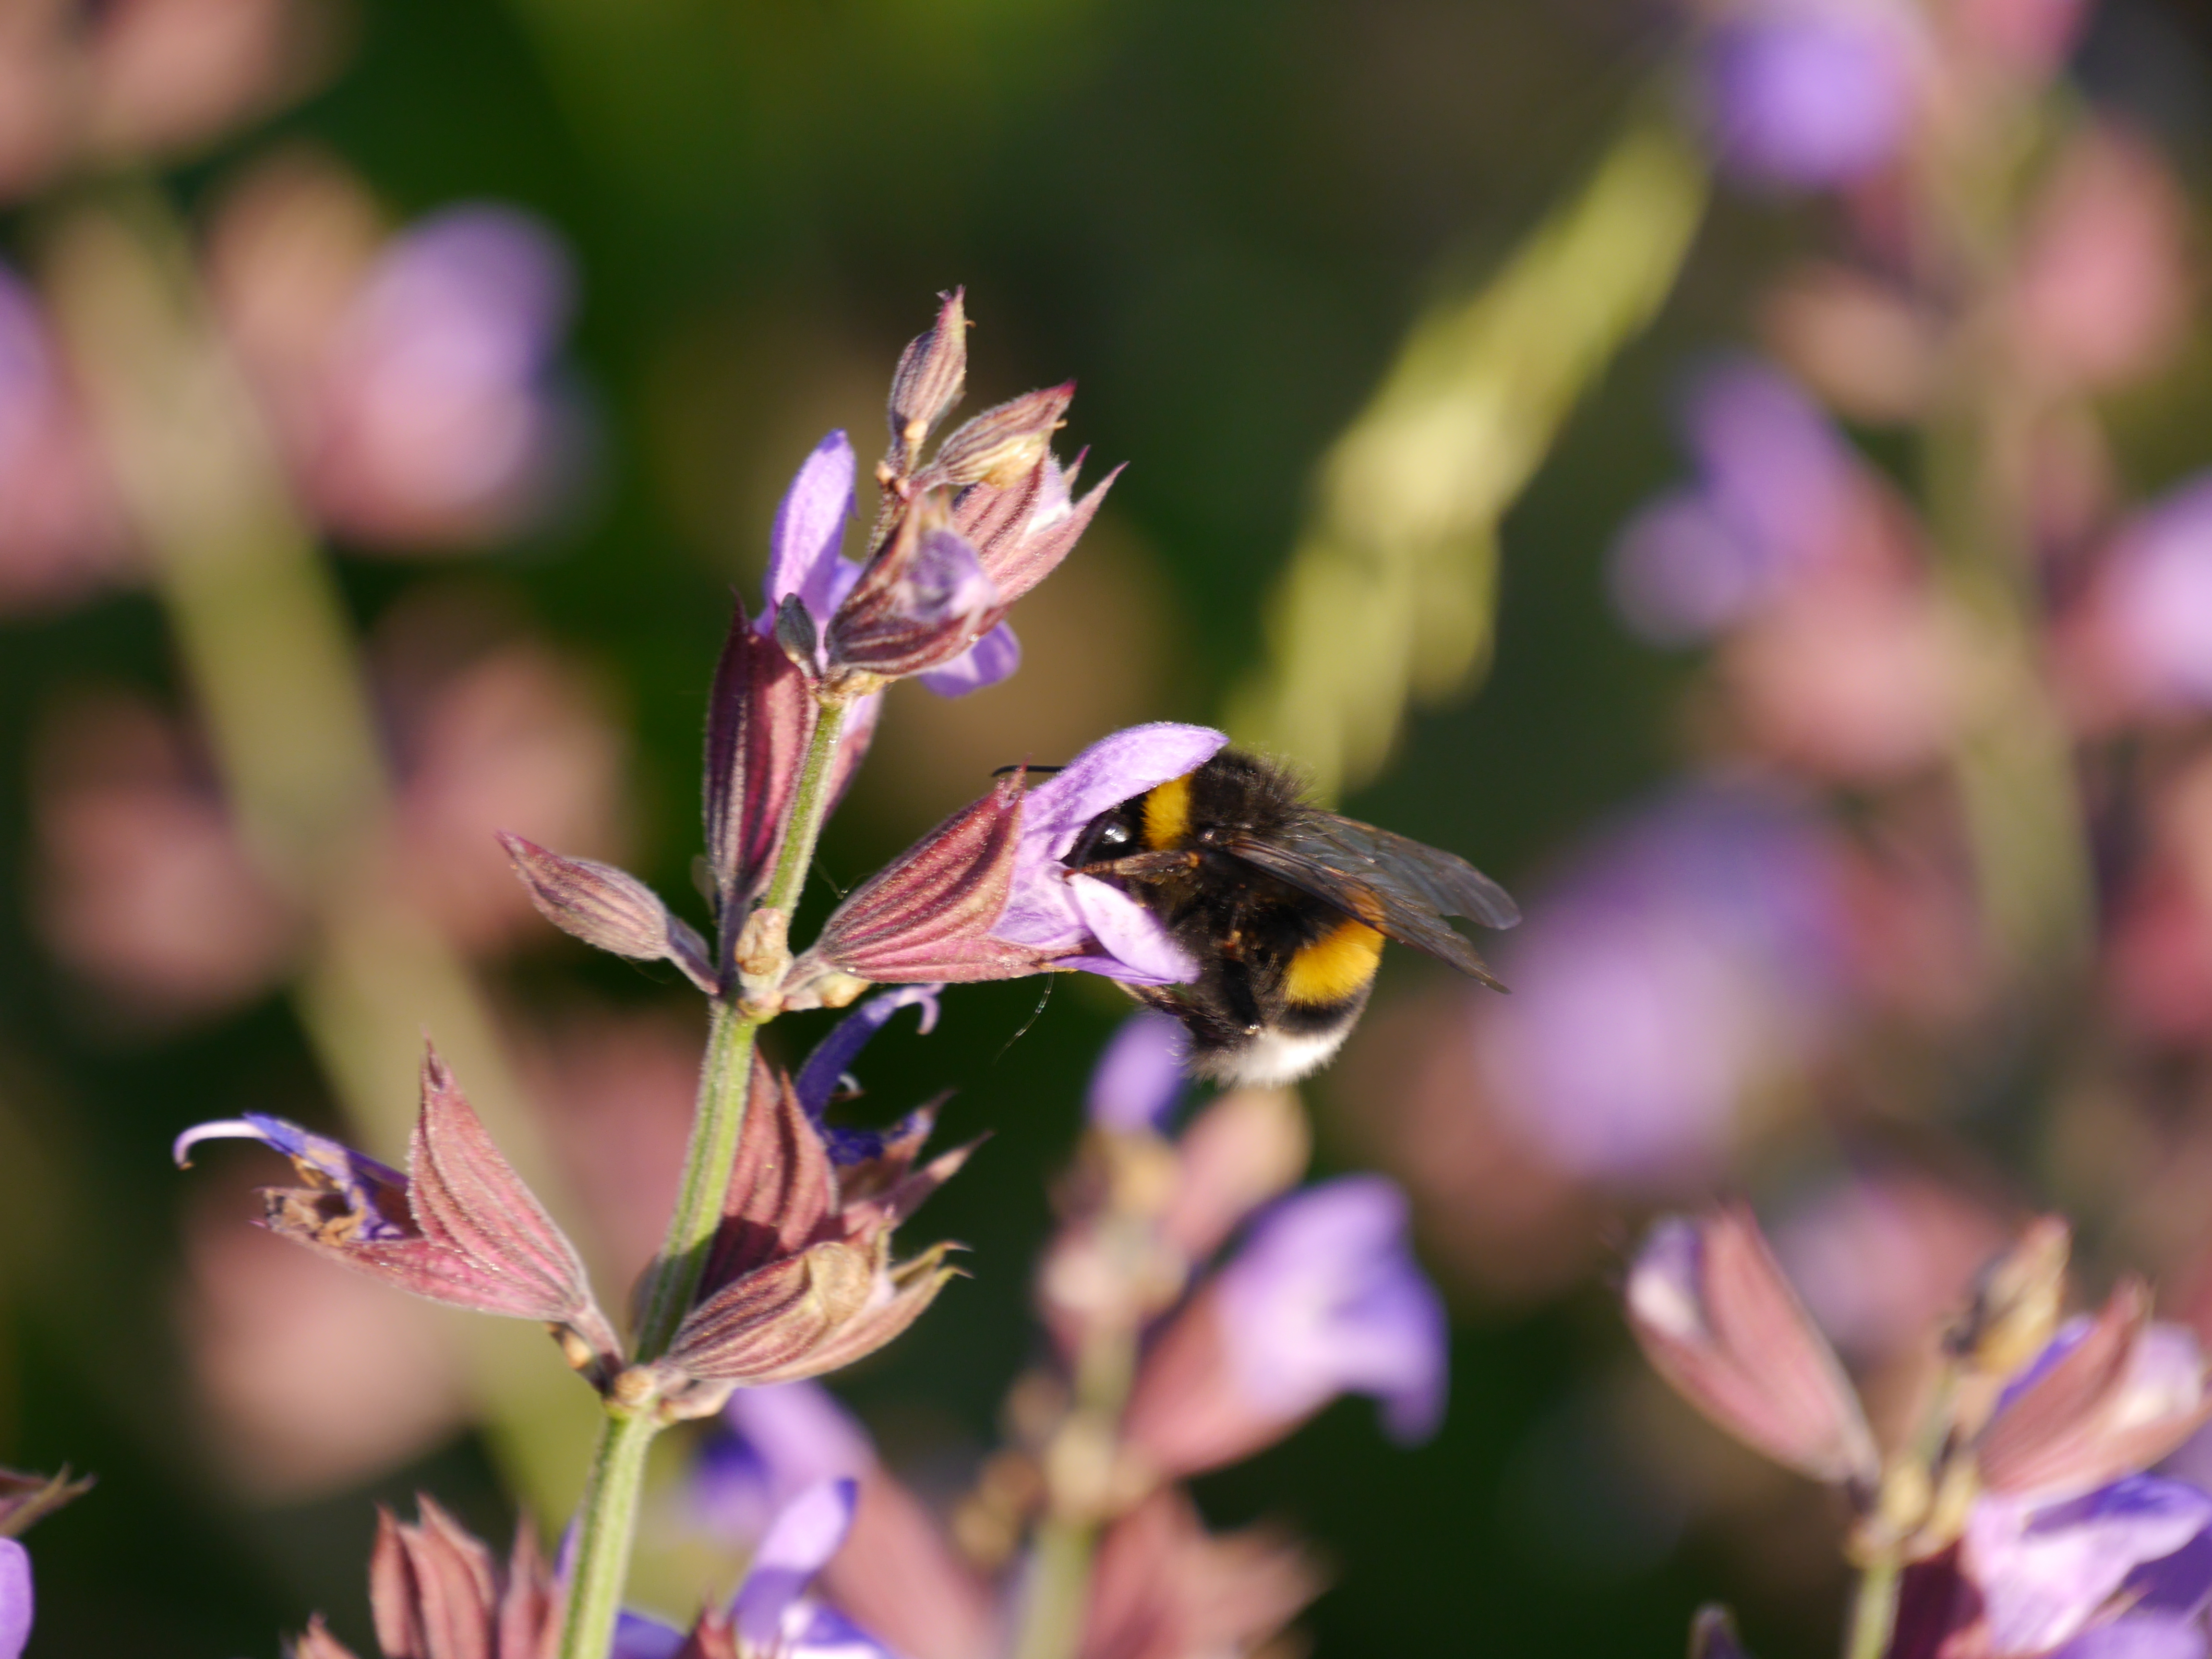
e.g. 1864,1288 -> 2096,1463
1220,815 -> 1518,987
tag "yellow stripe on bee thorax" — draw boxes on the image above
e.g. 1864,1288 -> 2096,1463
1283,919 -> 1385,1006
1142,772 -> 1195,849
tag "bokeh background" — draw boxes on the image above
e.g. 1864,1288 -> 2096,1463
5,0 -> 2212,1652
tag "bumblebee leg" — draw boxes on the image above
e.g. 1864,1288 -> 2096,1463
1072,851 -> 1200,880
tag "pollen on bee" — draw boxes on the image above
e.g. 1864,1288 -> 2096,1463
1283,919 -> 1385,1005
1142,773 -> 1195,849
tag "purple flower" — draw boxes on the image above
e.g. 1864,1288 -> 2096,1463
1086,1010 -> 1190,1133
1123,1175 -> 1447,1475
989,721 -> 1227,985
317,206 -> 586,547
788,722 -> 1218,998
616,1480 -> 900,1659
764,430 -> 1021,698
694,1383 -> 874,1546
0,1539 -> 27,1659
1967,1478 -> 2212,1656
1696,0 -> 1917,191
793,986 -> 944,1165
1476,785 -> 1846,1188
173,1049 -> 623,1380
1609,358 -> 1865,643
2090,474 -> 2212,711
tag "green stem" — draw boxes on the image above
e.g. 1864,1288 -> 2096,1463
1843,1555 -> 1902,1659
630,1002 -> 761,1363
554,1410 -> 656,1659
1008,1310 -> 1139,1659
553,697 -> 850,1659
760,700 -> 850,919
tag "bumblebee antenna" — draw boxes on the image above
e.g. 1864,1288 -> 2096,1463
991,762 -> 1064,778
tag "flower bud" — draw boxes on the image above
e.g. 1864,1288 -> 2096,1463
497,832 -> 717,992
705,593 -> 818,915
923,383 -> 1072,492
887,289 -> 968,469
825,502 -> 999,686
175,1047 -> 623,1382
1625,1205 -> 1878,1488
953,447 -> 1122,613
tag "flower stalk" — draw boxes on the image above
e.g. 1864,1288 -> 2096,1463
554,697 -> 850,1659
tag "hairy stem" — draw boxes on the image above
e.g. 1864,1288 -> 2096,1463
553,1410 -> 657,1659
554,697 -> 850,1659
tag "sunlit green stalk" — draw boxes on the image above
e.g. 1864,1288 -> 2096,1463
555,698 -> 849,1659
1842,1557 -> 1902,1659
1008,1312 -> 1140,1659
41,180 -> 597,1515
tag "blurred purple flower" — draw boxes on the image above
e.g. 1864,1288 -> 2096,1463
1476,785 -> 1847,1188
1086,1009 -> 1190,1133
1610,357 -> 1866,643
990,721 -> 1226,985
2085,475 -> 2212,713
313,205 -> 585,549
0,264 -> 128,614
1124,1175 -> 1447,1475
617,1480 -> 900,1659
693,1382 -> 874,1546
1696,0 -> 1917,190
0,1539 -> 27,1659
1967,1478 -> 2212,1657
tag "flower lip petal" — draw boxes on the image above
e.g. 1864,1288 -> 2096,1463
733,1479 -> 859,1647
1022,723 -> 1229,860
1068,876 -> 1200,985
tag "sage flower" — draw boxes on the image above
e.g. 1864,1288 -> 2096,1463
174,1047 -> 623,1381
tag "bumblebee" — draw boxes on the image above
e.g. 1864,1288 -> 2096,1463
1063,747 -> 1519,1086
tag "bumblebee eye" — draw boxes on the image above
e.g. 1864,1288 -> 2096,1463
1097,823 -> 1131,850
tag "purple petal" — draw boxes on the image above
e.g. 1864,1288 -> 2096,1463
1067,876 -> 1200,985
794,987 -> 944,1117
733,1479 -> 858,1648
1608,490 -> 1769,645
1699,5 -> 1914,191
1217,1177 -> 1449,1443
1087,1010 -> 1191,1132
991,724 -> 1226,964
611,1612 -> 685,1659
2056,1614 -> 2209,1659
2101,476 -> 2212,708
0,1540 -> 28,1659
1018,724 -> 1229,864
1969,1478 -> 2212,1655
697,1382 -> 876,1542
784,1599 -> 900,1659
902,527 -> 997,628
917,620 -> 1022,697
171,1114 -> 410,1240
767,433 -> 860,639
